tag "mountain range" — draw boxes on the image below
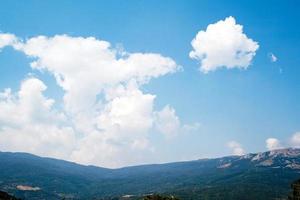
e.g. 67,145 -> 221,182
1,148 -> 300,200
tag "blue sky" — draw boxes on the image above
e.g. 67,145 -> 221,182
0,0 -> 300,167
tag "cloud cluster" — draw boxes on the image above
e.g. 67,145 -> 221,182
0,17 -> 286,167
17,35 -> 179,114
265,133 -> 300,151
227,132 -> 300,156
0,33 -> 199,168
190,16 -> 259,73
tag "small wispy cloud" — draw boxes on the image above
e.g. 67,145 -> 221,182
227,141 -> 245,156
268,53 -> 278,62
290,132 -> 300,148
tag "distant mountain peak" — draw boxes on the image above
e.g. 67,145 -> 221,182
247,148 -> 300,169
244,148 -> 300,161
215,148 -> 300,170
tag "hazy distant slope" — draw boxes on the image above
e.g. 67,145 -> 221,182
0,149 -> 300,200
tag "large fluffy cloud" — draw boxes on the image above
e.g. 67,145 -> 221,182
0,33 -> 198,168
15,35 -> 179,113
189,16 -> 259,73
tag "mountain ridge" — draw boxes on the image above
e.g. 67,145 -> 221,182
0,148 -> 300,199
3,147 -> 300,170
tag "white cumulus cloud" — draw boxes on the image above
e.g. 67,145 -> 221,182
189,16 -> 259,73
266,138 -> 283,151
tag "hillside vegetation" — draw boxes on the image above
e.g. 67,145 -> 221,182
0,149 -> 299,200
